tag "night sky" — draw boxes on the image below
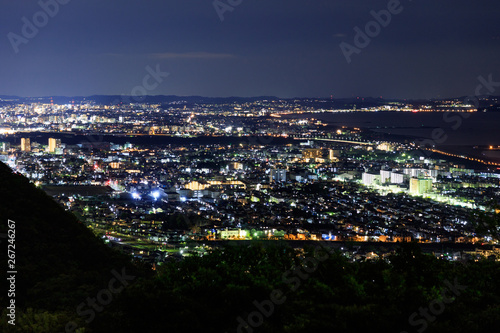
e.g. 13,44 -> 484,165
1,0 -> 499,99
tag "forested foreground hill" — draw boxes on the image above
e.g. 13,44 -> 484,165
0,161 -> 499,332
0,162 -> 150,332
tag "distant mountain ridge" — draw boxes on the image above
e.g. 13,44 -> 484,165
0,95 -> 281,105
2,94 -> 500,111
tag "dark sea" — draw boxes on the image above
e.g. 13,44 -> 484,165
282,111 -> 500,163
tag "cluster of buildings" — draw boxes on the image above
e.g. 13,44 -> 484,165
0,100 -> 499,264
18,137 -> 62,153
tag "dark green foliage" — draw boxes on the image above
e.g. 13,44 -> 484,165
93,243 -> 500,333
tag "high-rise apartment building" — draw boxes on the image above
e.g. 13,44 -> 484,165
21,138 -> 31,152
410,178 -> 433,195
48,138 -> 61,153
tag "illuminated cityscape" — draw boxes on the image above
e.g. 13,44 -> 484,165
1,98 -> 500,266
2,1 -> 500,332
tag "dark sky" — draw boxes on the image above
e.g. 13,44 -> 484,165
1,0 -> 499,99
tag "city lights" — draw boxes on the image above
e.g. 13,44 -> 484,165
151,191 -> 160,200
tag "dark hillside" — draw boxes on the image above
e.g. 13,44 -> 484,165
0,162 -> 147,332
